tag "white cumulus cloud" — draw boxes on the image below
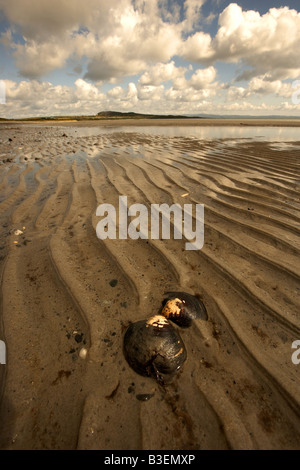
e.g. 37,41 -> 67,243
0,1 -> 299,117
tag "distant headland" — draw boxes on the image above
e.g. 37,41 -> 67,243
0,111 -> 192,122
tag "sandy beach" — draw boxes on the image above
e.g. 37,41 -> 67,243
5,117 -> 300,127
0,119 -> 300,450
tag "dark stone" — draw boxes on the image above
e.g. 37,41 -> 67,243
74,333 -> 83,343
136,393 -> 154,402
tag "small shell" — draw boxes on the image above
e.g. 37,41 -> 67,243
123,315 -> 186,383
79,347 -> 88,359
161,291 -> 208,327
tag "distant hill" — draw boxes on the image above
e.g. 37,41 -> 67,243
1,111 -> 299,121
0,112 -> 190,122
97,110 -> 191,119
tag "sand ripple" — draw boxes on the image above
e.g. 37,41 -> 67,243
0,124 -> 300,449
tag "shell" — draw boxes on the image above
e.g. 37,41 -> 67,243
123,315 -> 187,383
79,347 -> 88,359
161,291 -> 208,327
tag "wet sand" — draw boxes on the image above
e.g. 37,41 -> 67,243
0,120 -> 300,449
4,118 -> 300,127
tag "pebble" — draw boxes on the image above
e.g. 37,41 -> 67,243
74,333 -> 83,343
79,348 -> 88,359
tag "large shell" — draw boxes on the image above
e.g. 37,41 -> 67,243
161,291 -> 208,327
123,315 -> 187,383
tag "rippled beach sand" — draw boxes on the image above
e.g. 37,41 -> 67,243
0,120 -> 300,450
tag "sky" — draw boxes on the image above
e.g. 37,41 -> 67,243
0,0 -> 300,118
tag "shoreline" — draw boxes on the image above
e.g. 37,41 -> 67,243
1,118 -> 300,127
